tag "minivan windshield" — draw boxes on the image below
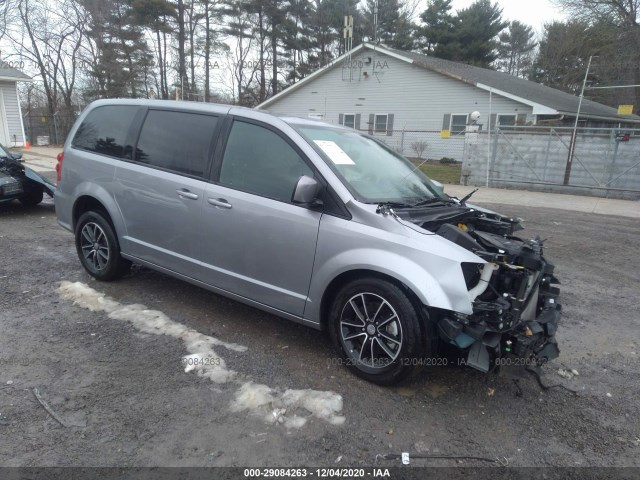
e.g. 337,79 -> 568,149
295,125 -> 447,205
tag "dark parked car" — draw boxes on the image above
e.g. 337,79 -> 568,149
0,143 -> 55,206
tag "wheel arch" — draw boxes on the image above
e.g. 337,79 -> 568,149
73,195 -> 109,228
322,269 -> 439,380
319,269 -> 430,331
71,185 -> 126,242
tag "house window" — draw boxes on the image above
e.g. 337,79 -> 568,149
375,114 -> 388,133
342,114 -> 355,129
497,114 -> 516,127
450,114 -> 468,134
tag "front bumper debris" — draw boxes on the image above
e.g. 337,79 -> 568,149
436,237 -> 562,373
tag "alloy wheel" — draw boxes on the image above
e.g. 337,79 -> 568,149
80,222 -> 110,271
339,292 -> 403,369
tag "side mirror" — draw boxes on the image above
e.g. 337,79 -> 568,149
10,153 -> 23,161
292,175 -> 320,206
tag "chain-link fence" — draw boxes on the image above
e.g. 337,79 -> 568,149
22,114 -> 77,146
462,126 -> 640,200
354,128 -> 467,163
354,125 -> 640,199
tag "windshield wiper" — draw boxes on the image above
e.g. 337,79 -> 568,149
459,188 -> 479,206
411,197 -> 457,208
376,201 -> 416,209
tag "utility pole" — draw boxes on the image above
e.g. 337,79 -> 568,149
564,55 -> 593,185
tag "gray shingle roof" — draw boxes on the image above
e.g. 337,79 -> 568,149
0,60 -> 32,81
382,45 -> 640,123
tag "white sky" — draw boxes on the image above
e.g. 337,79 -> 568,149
449,0 -> 567,32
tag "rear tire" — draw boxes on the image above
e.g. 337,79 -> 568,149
19,187 -> 43,206
328,277 -> 426,386
75,211 -> 130,281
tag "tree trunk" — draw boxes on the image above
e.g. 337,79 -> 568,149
177,0 -> 186,98
271,20 -> 277,96
259,9 -> 266,102
156,27 -> 165,99
189,0 -> 196,95
163,30 -> 169,98
204,0 -> 210,102
238,36 -> 244,103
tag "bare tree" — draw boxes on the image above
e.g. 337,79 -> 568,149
411,140 -> 428,159
56,1 -> 87,113
0,0 -> 8,41
555,0 -> 639,28
5,0 -> 74,116
550,1 -> 640,106
200,0 -> 226,102
221,0 -> 256,104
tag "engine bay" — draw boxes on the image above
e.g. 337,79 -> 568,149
398,203 -> 562,373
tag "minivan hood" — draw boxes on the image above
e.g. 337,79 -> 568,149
344,199 -> 487,266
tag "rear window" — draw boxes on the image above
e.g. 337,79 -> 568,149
72,106 -> 138,158
134,110 -> 218,177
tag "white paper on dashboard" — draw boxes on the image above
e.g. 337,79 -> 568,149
313,140 -> 356,165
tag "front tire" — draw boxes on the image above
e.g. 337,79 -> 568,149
19,187 -> 43,206
75,211 -> 130,281
328,277 -> 426,385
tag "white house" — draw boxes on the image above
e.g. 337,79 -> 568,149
259,43 -> 640,160
0,60 -> 31,147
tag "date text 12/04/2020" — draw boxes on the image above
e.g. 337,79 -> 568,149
326,356 -> 541,368
243,468 -> 391,477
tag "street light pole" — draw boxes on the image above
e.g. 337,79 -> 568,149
564,55 -> 593,185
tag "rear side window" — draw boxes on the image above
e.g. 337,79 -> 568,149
219,121 -> 313,203
135,110 -> 218,177
72,106 -> 138,158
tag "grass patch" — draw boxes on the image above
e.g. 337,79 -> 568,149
408,159 -> 462,184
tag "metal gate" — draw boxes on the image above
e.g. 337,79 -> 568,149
465,126 -> 640,199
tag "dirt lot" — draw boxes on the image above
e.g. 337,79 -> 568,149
1,194 -> 639,470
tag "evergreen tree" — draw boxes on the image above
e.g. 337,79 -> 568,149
496,20 -> 537,78
530,21 -> 596,93
361,0 -> 415,50
82,0 -> 154,98
283,0 -> 314,84
418,0 -> 506,68
132,0 -> 175,99
529,18 -> 634,109
418,0 -> 455,53
451,0 -> 506,67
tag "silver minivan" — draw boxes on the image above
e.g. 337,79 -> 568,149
55,99 -> 561,385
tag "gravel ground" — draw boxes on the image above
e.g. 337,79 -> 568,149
0,195 -> 639,469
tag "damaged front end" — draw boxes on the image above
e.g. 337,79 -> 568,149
0,151 -> 56,204
405,205 -> 562,373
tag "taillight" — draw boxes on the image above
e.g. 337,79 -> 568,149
56,151 -> 64,183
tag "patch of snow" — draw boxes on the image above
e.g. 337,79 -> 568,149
231,381 -> 277,413
58,281 -> 120,312
231,381 -> 345,428
58,281 -> 345,429
58,281 -> 241,383
281,389 -> 345,425
284,416 -> 308,429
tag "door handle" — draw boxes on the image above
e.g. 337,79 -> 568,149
176,189 -> 199,200
207,198 -> 232,209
